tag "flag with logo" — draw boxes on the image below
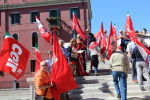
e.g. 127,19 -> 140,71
36,16 -> 51,42
94,22 -> 104,45
0,34 -> 30,79
107,23 -> 117,59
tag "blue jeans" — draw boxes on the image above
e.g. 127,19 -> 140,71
91,55 -> 99,73
131,59 -> 137,80
112,71 -> 127,100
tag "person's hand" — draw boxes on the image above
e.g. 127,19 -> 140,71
50,82 -> 54,87
126,74 -> 128,77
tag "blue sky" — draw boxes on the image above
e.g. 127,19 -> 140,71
91,0 -> 150,35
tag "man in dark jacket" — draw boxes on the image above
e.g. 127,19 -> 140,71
86,29 -> 96,46
131,46 -> 150,91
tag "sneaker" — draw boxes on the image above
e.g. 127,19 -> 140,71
143,76 -> 147,81
102,61 -> 105,64
95,72 -> 98,76
116,94 -> 121,98
140,86 -> 145,91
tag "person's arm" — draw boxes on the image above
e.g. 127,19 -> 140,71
36,82 -> 54,89
67,46 -> 72,57
35,75 -> 54,89
109,54 -> 114,68
124,54 -> 130,74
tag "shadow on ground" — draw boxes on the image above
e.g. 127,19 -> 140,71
77,98 -> 105,100
128,96 -> 150,100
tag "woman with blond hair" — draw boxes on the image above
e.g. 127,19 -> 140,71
67,38 -> 78,76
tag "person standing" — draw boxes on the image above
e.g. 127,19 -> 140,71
85,29 -> 97,72
110,46 -> 130,100
59,40 -> 70,58
118,30 -> 130,52
85,28 -> 96,46
76,36 -> 88,76
126,41 -> 137,83
131,45 -> 150,91
89,41 -> 100,75
67,38 -> 78,76
34,61 -> 54,100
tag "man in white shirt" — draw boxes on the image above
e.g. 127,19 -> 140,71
126,41 -> 137,83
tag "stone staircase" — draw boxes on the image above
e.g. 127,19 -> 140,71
0,61 -> 150,100
0,88 -> 30,100
69,61 -> 150,100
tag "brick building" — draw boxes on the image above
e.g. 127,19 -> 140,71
0,0 -> 92,88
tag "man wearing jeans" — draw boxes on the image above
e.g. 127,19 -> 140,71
131,46 -> 150,91
110,46 -> 130,100
126,41 -> 137,83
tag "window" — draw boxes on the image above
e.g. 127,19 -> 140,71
10,13 -> 20,24
49,9 -> 60,17
30,60 -> 35,72
12,33 -> 18,40
32,32 -> 38,47
70,7 -> 80,19
30,11 -> 39,22
49,9 -> 60,26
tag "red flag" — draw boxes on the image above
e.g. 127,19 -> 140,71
51,32 -> 78,100
94,22 -> 104,45
34,47 -> 42,73
36,17 -> 51,42
125,14 -> 150,61
125,14 -> 134,32
89,41 -> 98,50
99,24 -> 108,55
107,23 -> 117,59
0,36 -> 30,79
72,13 -> 87,40
125,14 -> 137,38
135,39 -> 150,61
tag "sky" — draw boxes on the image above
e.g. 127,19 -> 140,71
91,0 -> 150,35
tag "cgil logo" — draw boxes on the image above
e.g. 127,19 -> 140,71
6,44 -> 22,72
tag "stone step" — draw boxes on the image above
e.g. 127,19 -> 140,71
78,82 -> 140,89
70,85 -> 142,94
109,96 -> 150,100
69,91 -> 150,99
0,95 -> 30,100
77,80 -> 137,85
72,96 -> 150,100
75,74 -> 135,82
0,88 -> 30,95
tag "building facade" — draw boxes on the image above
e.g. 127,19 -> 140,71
0,0 -> 92,88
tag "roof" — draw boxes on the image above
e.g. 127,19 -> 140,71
0,0 -> 92,18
